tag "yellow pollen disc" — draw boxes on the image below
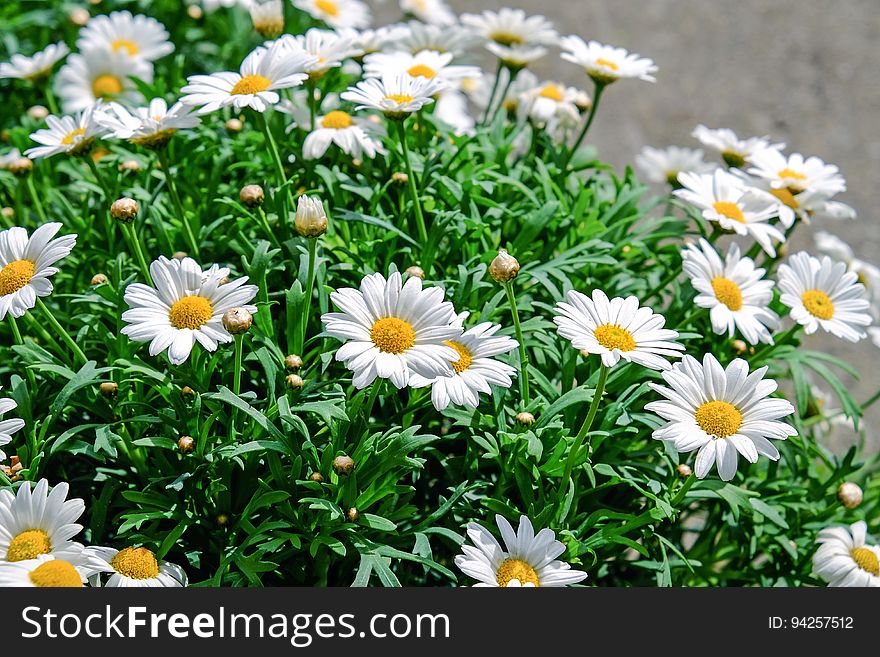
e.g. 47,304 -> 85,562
496,558 -> 540,587
370,317 -> 416,354
851,547 -> 880,576
384,94 -> 415,105
695,400 -> 743,438
7,529 -> 52,562
111,546 -> 160,579
92,74 -> 123,99
28,560 -> 83,587
539,84 -> 564,101
778,167 -> 807,181
61,127 -> 85,145
168,295 -> 214,330
321,110 -> 354,129
713,201 -> 746,223
801,289 -> 835,320
443,340 -> 473,374
711,276 -> 743,311
111,39 -> 139,56
770,188 -> 800,209
722,150 -> 746,168
230,74 -> 272,96
490,31 -> 525,47
315,0 -> 339,16
593,323 -> 636,352
595,57 -> 620,71
407,64 -> 437,79
0,259 -> 36,296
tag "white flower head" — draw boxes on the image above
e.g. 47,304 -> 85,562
454,514 -> 587,587
99,98 -> 201,150
814,232 -> 880,317
646,353 -> 796,481
813,521 -> 880,587
0,387 -> 24,462
250,0 -> 285,38
85,546 -> 187,587
486,42 -> 548,69
461,8 -> 558,47
276,29 -> 363,80
635,146 -> 715,186
303,108 -> 386,160
77,11 -> 174,63
55,49 -> 153,113
341,74 -> 446,119
560,36 -> 657,84
434,89 -> 476,136
400,0 -> 457,26
0,42 -> 70,82
747,149 -> 846,198
392,21 -> 481,57
691,125 -> 784,168
293,0 -> 371,29
0,553 -> 95,587
26,106 -> 109,159
518,81 -> 582,135
363,50 -> 480,86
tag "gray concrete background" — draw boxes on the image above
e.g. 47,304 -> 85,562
444,0 -> 880,450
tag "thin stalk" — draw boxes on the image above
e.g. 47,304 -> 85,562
480,61 -> 504,126
85,157 -> 111,199
561,82 -> 606,171
43,85 -> 60,116
25,176 -> 48,223
230,333 -> 244,436
8,317 -> 37,390
558,363 -> 609,500
257,112 -> 290,243
298,237 -> 318,354
307,81 -> 318,131
35,297 -> 88,366
122,222 -> 153,285
395,120 -> 428,247
490,67 -> 517,123
504,281 -> 530,406
672,473 -> 697,507
155,148 -> 200,259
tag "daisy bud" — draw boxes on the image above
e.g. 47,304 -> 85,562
352,158 -> 363,167
178,435 -> 195,454
216,513 -> 229,527
225,118 -> 243,133
837,482 -> 863,510
119,159 -> 141,173
284,354 -> 303,370
346,507 -> 360,522
489,249 -> 520,283
90,273 -> 108,286
621,245 -> 631,253
8,158 -> 33,177
677,463 -> 693,478
332,455 -> 355,476
187,4 -> 203,19
391,171 -> 409,184
91,147 -> 111,162
239,184 -> 264,208
181,385 -> 195,397
110,197 -> 139,224
222,307 -> 253,335
405,265 -> 425,279
27,105 -> 49,121
286,373 -> 304,389
1,207 -> 13,220
574,91 -> 592,113
309,472 -> 324,483
295,195 -> 328,238
68,7 -> 90,26
515,411 -> 536,426
250,0 -> 284,38
731,339 -> 748,355
99,381 -> 118,398
1,457 -> 22,482
172,251 -> 188,261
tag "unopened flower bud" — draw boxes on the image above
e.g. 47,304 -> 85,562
1,207 -> 13,220
216,513 -> 229,527
489,249 -> 520,283
110,197 -> 139,224
119,159 -> 141,173
391,171 -> 408,184
178,435 -> 194,454
295,195 -> 328,237
225,118 -> 243,132
286,374 -> 304,389
69,7 -> 90,26
250,0 -> 284,38
27,105 -> 49,121
837,482 -> 863,510
515,411 -> 536,426
90,273 -> 108,286
332,455 -> 355,476
239,184 -> 264,208
731,339 -> 748,355
284,354 -> 303,370
172,251 -> 188,261
677,463 -> 693,478
181,385 -> 195,397
99,381 -> 118,398
309,472 -> 324,483
187,4 -> 203,19
405,265 -> 425,279
8,158 -> 32,177
346,507 -> 360,522
222,307 -> 253,334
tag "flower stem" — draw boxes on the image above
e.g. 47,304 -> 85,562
25,176 -> 48,224
257,112 -> 290,243
395,120 -> 429,247
671,473 -> 697,507
155,148 -> 200,259
35,297 -> 88,366
43,85 -> 59,116
122,222 -> 153,285
504,281 -> 530,406
307,81 -> 318,131
558,363 -> 609,499
230,333 -> 244,436
298,237 -> 318,354
561,81 -> 606,171
8,317 -> 37,390
85,157 -> 111,199
480,61 -> 504,126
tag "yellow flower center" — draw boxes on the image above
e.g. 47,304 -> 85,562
370,317 -> 416,354
443,340 -> 473,374
778,168 -> 807,181
496,558 -> 540,587
28,560 -> 83,587
593,323 -> 636,352
384,94 -> 415,105
92,74 -> 123,99
695,400 -> 743,438
111,39 -> 139,56
539,84 -> 564,102
61,127 -> 85,145
111,546 -> 160,579
595,57 -> 620,71
722,150 -> 746,168
315,0 -> 339,16
7,529 -> 52,562
712,201 -> 746,223
0,259 -> 36,296
851,547 -> 880,576
711,276 -> 743,311
168,295 -> 214,330
490,31 -> 525,46
230,74 -> 272,96
801,289 -> 835,320
770,188 -> 800,209
407,64 -> 437,79
321,110 -> 354,129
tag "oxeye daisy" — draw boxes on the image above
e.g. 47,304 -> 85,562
393,21 -> 480,57
0,479 -> 86,563
85,546 -> 187,587
341,74 -> 446,119
675,169 -> 785,257
363,50 -> 480,86
560,36 -> 657,85
635,146 -> 715,187
691,125 -> 784,169
400,0 -> 457,27
813,521 -> 880,587
120,256 -> 259,365
0,223 -> 77,320
553,289 -> 684,371
776,251 -> 871,342
293,0 -> 371,29
682,239 -> 781,345
518,81 -> 582,132
276,29 -> 362,82
55,49 -> 152,113
77,11 -> 174,63
461,8 -> 558,48
486,43 -> 548,70
99,98 -> 201,150
320,271 -> 463,389
0,554 -> 93,587
249,0 -> 285,38
25,106 -> 108,159
336,26 -> 408,57
815,232 -> 880,316
747,149 -> 846,198
0,388 -> 25,462
409,319 -> 518,411
454,514 -> 587,587
180,40 -> 318,114
0,42 -> 70,82
646,353 -> 796,481
303,108 -> 386,160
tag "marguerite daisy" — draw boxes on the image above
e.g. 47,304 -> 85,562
77,11 -> 174,62
553,289 -> 684,371
393,21 -> 479,57
409,319 -> 518,410
249,0 -> 285,38
813,521 -> 880,587
461,8 -> 558,48
682,238 -> 780,345
747,149 -> 846,198
815,231 -> 880,316
341,74 -> 446,119
55,49 -> 152,113
560,37 -> 657,85
400,0 -> 457,26
320,271 -> 462,389
486,43 -> 548,70
518,81 -> 582,132
0,42 -> 70,82
120,256 -> 259,365
303,108 -> 386,160
635,146 -> 715,186
293,0 -> 371,29
691,125 -> 783,168
646,353 -> 796,481
776,251 -> 871,342
99,98 -> 201,150
454,514 -> 587,587
0,223 -> 77,320
0,388 -> 24,462
363,50 -> 480,86
0,479 -> 86,563
85,546 -> 187,587
0,554 -> 92,587
276,29 -> 362,82
25,106 -> 108,159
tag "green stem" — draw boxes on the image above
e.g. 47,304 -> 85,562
35,297 -> 87,366
504,281 -> 530,406
558,363 -> 609,500
480,61 -> 504,126
258,112 -> 290,243
672,473 -> 697,507
44,85 -> 59,116
8,317 -> 37,390
122,222 -> 153,285
561,82 -> 606,171
298,237 -> 318,354
862,388 -> 880,412
679,307 -> 704,328
85,157 -> 111,199
307,81 -> 318,131
395,120 -> 428,248
643,268 -> 681,304
156,148 -> 200,259
257,206 -> 282,249
25,176 -> 48,224
230,334 -> 244,436
751,324 -> 801,362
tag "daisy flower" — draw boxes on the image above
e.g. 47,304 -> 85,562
0,388 -> 25,462
813,521 -> 880,587
85,546 -> 187,587
682,239 -> 780,345
25,106 -> 108,159
293,0 -> 371,29
646,353 -> 796,481
0,479 -> 86,563
303,108 -> 386,160
0,149 -> 22,169
815,231 -> 880,316
400,0 -> 457,27
99,98 -> 201,150
0,554 -> 93,587
0,42 -> 70,82
180,40 -> 318,114
77,11 -> 174,62
675,169 -> 785,257
409,319 -> 518,410
635,146 -> 715,186
691,125 -> 784,168
55,49 -> 152,113
336,26 -> 409,57
560,37 -> 657,85
0,223 -> 77,320
120,256 -> 259,365
454,515 -> 587,587
276,29 -> 363,81
341,74 -> 446,119
434,89 -> 476,136
393,21 -> 480,57
776,251 -> 871,342
363,50 -> 480,86
486,43 -> 548,70
747,149 -> 846,198
553,289 -> 684,371
320,271 -> 462,389
518,81 -> 582,131
250,0 -> 285,38
461,8 -> 558,48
